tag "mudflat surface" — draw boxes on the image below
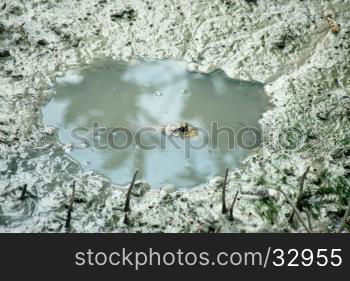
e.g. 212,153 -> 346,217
0,0 -> 349,233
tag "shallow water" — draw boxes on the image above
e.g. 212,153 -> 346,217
42,60 -> 270,188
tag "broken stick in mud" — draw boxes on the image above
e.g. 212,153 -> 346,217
65,181 -> 76,231
19,184 -> 27,201
279,189 -> 312,233
124,170 -> 139,213
289,166 -> 310,223
229,191 -> 239,221
222,168 -> 229,214
337,198 -> 350,233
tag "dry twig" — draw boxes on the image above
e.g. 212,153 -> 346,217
229,191 -> 239,221
124,170 -> 139,213
222,168 -> 229,214
19,184 -> 27,201
337,198 -> 350,233
65,181 -> 76,230
289,166 -> 310,222
304,208 -> 313,233
279,189 -> 312,233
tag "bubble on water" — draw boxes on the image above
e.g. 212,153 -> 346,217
154,90 -> 162,96
56,70 -> 84,85
181,89 -> 189,95
42,126 -> 56,135
63,143 -> 73,153
79,142 -> 88,149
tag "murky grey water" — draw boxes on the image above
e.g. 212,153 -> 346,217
42,60 -> 270,188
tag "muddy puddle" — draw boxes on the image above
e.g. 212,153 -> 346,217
42,60 -> 270,188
